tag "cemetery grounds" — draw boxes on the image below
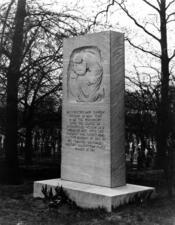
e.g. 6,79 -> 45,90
0,170 -> 175,225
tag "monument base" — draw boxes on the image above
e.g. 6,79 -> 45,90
33,179 -> 155,212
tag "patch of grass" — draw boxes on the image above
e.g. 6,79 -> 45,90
0,181 -> 175,225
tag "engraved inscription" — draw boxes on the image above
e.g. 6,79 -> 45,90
65,110 -> 106,152
67,46 -> 105,102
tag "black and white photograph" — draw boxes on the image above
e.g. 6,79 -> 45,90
0,0 -> 175,224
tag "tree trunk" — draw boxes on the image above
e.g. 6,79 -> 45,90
156,0 -> 173,197
4,0 -> 26,184
156,0 -> 170,169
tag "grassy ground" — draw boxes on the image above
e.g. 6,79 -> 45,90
0,181 -> 175,225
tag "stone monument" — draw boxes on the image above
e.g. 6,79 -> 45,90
61,31 -> 125,187
34,31 -> 154,212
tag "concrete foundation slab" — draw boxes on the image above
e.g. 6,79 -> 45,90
33,179 -> 155,212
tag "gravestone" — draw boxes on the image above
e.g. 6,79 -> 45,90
61,31 -> 125,187
34,31 -> 154,212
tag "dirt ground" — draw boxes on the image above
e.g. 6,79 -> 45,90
0,181 -> 175,225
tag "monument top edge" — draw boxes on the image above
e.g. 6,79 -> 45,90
63,30 -> 124,41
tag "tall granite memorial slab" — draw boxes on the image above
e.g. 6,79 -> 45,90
61,31 -> 125,187
33,31 -> 155,212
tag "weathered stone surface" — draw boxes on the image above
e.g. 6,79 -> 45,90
61,31 -> 125,187
33,179 -> 155,212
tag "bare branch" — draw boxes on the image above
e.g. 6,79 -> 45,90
0,0 -> 15,46
144,20 -> 160,33
137,65 -> 161,77
0,0 -> 15,60
126,37 -> 160,58
166,12 -> 175,22
88,0 -> 115,29
114,0 -> 160,43
169,50 -> 175,61
22,26 -> 40,60
166,0 -> 175,10
33,84 -> 60,107
167,19 -> 175,23
142,0 -> 160,12
156,0 -> 161,7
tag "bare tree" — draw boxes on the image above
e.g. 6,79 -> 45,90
0,0 -> 92,176
93,0 -> 175,196
4,0 -> 26,184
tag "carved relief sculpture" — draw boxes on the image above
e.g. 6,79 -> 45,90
67,46 -> 105,102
